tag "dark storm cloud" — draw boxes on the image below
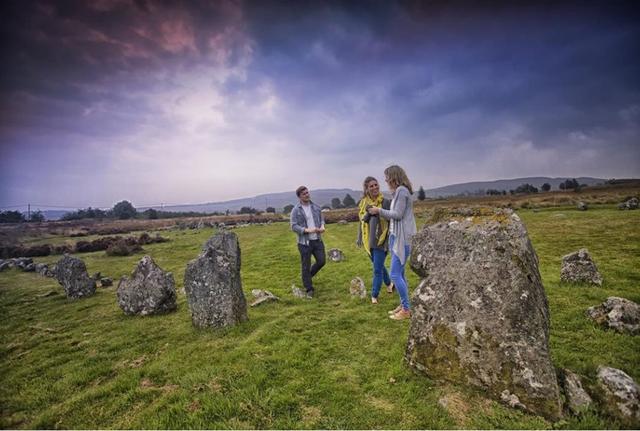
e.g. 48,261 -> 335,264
1,0 -> 638,208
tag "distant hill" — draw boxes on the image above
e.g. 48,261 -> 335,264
142,188 -> 363,214
423,177 -> 607,198
40,176 -> 611,220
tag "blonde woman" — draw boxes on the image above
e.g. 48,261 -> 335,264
368,165 -> 417,320
357,176 -> 394,304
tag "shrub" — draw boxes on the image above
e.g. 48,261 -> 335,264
105,240 -> 142,256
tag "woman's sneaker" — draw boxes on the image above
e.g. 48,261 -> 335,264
388,305 -> 402,315
389,309 -> 411,320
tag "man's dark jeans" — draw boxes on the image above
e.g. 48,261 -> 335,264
298,240 -> 326,293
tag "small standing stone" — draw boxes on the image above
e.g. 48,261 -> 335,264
328,248 -> 344,262
560,248 -> 603,285
349,277 -> 367,299
587,297 -> 640,335
55,255 -> 96,299
184,231 -> 247,329
560,369 -> 593,414
116,256 -> 177,316
291,284 -> 307,299
577,201 -> 588,211
100,277 -> 113,287
250,289 -> 279,307
595,366 -> 640,427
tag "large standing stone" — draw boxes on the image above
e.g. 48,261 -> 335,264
407,208 -> 562,420
55,254 -> 96,299
116,256 -> 177,316
184,231 -> 247,328
586,297 -> 640,335
560,248 -> 603,285
595,366 -> 640,427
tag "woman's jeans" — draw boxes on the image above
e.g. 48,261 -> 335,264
370,248 -> 391,298
389,235 -> 411,310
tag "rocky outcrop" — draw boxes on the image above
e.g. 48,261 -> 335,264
184,231 -> 247,328
116,256 -> 177,316
560,248 -> 603,285
407,208 -> 562,420
595,366 -> 640,427
587,297 -> 640,335
54,255 -> 96,299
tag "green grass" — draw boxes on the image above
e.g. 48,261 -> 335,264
1,206 -> 638,429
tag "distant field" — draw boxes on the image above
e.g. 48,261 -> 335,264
0,205 -> 638,429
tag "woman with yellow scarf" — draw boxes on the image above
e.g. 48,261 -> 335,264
357,176 -> 393,304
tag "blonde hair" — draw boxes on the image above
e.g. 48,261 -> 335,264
362,176 -> 378,199
384,165 -> 413,194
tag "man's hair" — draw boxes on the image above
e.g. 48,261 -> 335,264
296,186 -> 308,197
384,165 -> 413,194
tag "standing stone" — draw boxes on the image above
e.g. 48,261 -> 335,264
595,366 -> 640,427
407,208 -> 562,420
184,231 -> 247,328
116,256 -> 177,316
328,248 -> 344,262
349,277 -> 367,299
577,202 -> 588,211
559,369 -> 593,414
587,297 -> 640,335
55,254 -> 96,299
560,248 -> 603,285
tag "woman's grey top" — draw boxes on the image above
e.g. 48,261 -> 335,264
379,185 -> 417,264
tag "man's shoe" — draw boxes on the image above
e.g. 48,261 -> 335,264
371,297 -> 378,304
389,309 -> 411,320
388,305 -> 402,315
306,290 -> 314,299
386,283 -> 395,294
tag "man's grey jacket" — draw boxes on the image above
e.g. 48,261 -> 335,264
290,201 -> 325,245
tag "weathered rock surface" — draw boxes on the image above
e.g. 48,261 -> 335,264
407,208 -> 562,420
559,369 -> 593,414
55,255 -> 96,299
349,277 -> 366,299
184,231 -> 247,328
250,289 -> 279,307
560,248 -> 603,285
595,366 -> 640,427
587,297 -> 640,335
328,248 -> 344,262
619,197 -> 639,210
116,256 -> 177,316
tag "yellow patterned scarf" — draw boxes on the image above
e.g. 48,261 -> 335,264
358,194 -> 389,257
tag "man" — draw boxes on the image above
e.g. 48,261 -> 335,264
290,186 -> 326,298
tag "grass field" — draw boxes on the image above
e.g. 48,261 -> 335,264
1,205 -> 639,429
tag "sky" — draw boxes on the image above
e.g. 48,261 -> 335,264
1,0 -> 639,210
